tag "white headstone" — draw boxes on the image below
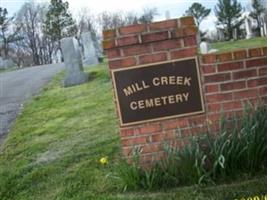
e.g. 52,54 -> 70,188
81,32 -> 99,66
260,13 -> 267,36
200,42 -> 210,54
233,28 -> 238,40
61,37 -> 88,87
200,42 -> 218,54
260,25 -> 265,37
208,49 -> 219,53
245,18 -> 253,39
264,22 -> 267,36
217,28 -> 224,41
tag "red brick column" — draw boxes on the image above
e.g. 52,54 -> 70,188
103,17 -> 267,165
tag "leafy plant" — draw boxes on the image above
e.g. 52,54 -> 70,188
116,103 -> 267,191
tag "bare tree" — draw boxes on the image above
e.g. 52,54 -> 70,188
98,8 -> 157,31
98,11 -> 126,31
16,2 -> 42,65
0,7 -> 21,58
124,12 -> 139,25
77,9 -> 97,34
11,38 -> 32,67
76,8 -> 99,45
15,2 -> 55,66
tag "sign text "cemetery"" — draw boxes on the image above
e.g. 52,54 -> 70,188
112,57 -> 204,126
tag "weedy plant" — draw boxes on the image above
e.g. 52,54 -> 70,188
116,103 -> 267,191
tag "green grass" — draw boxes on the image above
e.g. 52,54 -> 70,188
0,63 -> 267,200
0,66 -> 18,73
211,36 -> 267,52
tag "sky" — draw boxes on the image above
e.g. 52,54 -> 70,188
0,0 -> 252,31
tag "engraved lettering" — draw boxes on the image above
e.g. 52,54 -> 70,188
145,99 -> 154,107
183,93 -> 189,101
168,95 -> 175,104
176,76 -> 183,85
129,93 -> 190,110
142,81 -> 150,89
130,101 -> 137,110
154,97 -> 161,106
152,77 -> 160,86
175,94 -> 183,102
123,86 -> 133,96
138,100 -> 145,109
184,77 -> 191,86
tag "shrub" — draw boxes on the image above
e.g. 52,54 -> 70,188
116,103 -> 267,191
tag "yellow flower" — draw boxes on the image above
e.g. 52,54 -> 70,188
99,157 -> 108,165
206,119 -> 213,126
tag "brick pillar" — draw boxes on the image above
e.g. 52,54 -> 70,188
103,17 -> 199,164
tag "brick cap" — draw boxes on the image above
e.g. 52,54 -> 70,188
102,16 -> 196,50
201,46 -> 267,64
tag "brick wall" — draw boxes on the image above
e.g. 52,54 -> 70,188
103,16 -> 267,165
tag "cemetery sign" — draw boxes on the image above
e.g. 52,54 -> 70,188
111,57 -> 205,126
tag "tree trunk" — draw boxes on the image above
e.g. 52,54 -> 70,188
58,40 -> 64,62
256,17 -> 261,36
227,20 -> 233,40
4,45 -> 9,58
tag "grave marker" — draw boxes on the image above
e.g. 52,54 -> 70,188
61,37 -> 88,87
245,18 -> 253,39
81,32 -> 99,65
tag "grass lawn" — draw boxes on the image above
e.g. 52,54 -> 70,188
0,63 -> 266,200
0,67 -> 18,74
211,36 -> 267,52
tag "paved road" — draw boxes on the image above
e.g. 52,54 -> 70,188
0,64 -> 64,145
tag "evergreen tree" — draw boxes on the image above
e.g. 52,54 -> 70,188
139,8 -> 158,24
250,0 -> 266,35
215,0 -> 244,40
0,7 -> 21,57
184,2 -> 211,40
185,2 -> 211,27
44,0 -> 77,54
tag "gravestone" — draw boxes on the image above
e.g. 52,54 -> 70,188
216,28 -> 224,41
81,32 -> 99,65
61,37 -> 88,87
233,28 -> 238,40
245,18 -> 253,39
200,42 -> 210,54
264,22 -> 267,36
260,13 -> 267,37
200,42 -> 218,54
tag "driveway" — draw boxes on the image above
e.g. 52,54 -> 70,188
0,64 -> 64,145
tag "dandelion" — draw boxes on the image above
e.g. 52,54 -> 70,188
99,156 -> 108,165
206,119 -> 213,126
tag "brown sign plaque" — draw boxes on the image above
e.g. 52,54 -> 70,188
111,57 -> 205,126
